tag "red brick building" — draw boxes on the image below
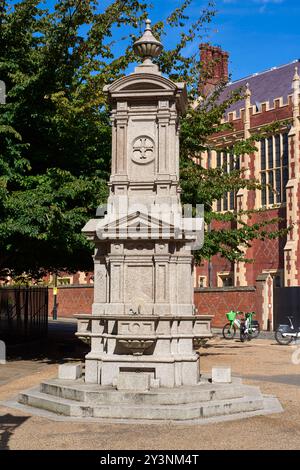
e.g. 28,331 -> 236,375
195,45 -> 300,293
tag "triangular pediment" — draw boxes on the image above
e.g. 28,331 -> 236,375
103,211 -> 175,232
82,211 -> 183,241
82,211 -> 201,244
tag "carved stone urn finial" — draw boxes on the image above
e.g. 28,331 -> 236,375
133,18 -> 163,65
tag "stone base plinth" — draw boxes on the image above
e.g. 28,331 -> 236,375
76,314 -> 213,388
58,364 -> 82,380
18,376 -> 282,422
116,372 -> 150,391
212,366 -> 231,384
84,353 -> 200,388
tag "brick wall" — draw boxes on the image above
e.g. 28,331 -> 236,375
48,285 -> 93,319
194,285 -> 263,328
50,281 -> 270,330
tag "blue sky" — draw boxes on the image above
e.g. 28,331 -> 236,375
42,0 -> 300,82
145,0 -> 300,82
211,0 -> 300,81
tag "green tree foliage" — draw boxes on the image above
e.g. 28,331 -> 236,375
0,0 -> 288,278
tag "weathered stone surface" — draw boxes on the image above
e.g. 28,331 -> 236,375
0,340 -> 6,365
116,373 -> 150,391
212,366 -> 232,384
58,364 -> 82,381
18,377 -> 282,422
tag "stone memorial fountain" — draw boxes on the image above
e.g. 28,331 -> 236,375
75,18 -> 210,390
18,21 -> 282,422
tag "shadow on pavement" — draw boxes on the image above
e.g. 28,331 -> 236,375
203,343 -> 253,349
200,352 -> 238,357
246,374 -> 300,386
0,413 -> 30,450
6,320 -> 89,364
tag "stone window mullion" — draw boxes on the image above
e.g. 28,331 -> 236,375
216,150 -> 237,212
260,133 -> 289,207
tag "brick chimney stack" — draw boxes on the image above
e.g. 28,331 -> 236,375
199,44 -> 229,96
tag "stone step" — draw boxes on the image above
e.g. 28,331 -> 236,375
19,388 -> 264,420
92,397 -> 265,420
39,379 -> 252,406
19,389 -> 83,417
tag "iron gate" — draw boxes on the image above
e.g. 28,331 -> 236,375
273,287 -> 300,329
0,286 -> 48,342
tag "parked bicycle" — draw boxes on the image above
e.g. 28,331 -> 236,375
239,312 -> 259,342
275,316 -> 300,345
222,310 -> 260,340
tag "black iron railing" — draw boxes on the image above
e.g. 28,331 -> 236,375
0,286 -> 48,342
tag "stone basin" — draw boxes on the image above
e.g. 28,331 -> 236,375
118,338 -> 156,355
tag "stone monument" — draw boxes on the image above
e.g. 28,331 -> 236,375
18,21 -> 282,421
76,18 -> 210,389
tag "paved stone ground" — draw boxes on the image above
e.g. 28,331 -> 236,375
1,321 -> 300,450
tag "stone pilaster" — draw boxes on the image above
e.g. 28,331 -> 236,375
235,83 -> 252,286
284,67 -> 300,286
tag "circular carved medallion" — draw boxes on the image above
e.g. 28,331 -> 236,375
129,322 -> 141,333
132,136 -> 155,164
